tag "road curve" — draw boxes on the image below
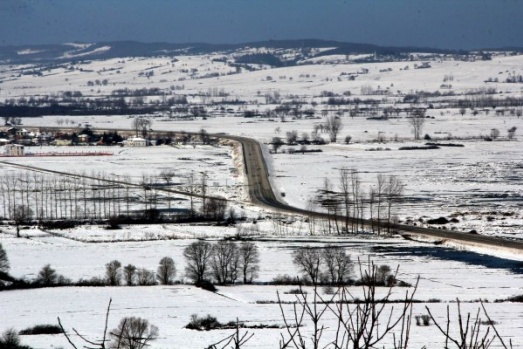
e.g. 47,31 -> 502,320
223,134 -> 523,254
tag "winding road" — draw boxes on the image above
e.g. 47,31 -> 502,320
15,126 -> 523,254
224,134 -> 523,255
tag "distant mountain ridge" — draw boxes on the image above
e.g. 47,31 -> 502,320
0,39 -> 514,65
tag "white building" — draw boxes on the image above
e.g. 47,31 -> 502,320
123,137 -> 147,147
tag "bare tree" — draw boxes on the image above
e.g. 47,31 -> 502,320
376,264 -> 393,285
110,317 -> 158,349
301,132 -> 310,143
136,268 -> 156,286
156,257 -> 176,285
350,170 -> 364,232
322,246 -> 352,285
131,116 -> 152,139
105,260 -> 122,286
426,300 -> 514,349
271,136 -> 284,153
37,264 -> 58,286
0,243 -> 8,273
211,241 -> 240,285
200,171 -> 208,213
286,130 -> 298,145
186,171 -> 196,217
183,241 -> 214,284
239,242 -> 260,284
292,247 -> 323,284
199,128 -> 210,145
203,197 -> 227,221
12,204 -> 33,238
490,128 -> 500,140
508,126 -> 517,140
339,168 -> 353,233
325,115 -> 343,142
316,178 -> 341,234
123,264 -> 137,286
384,175 -> 404,234
278,260 -> 418,349
159,170 -> 175,186
373,174 -> 387,235
408,108 -> 426,140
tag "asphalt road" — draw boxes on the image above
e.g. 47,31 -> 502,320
224,134 -> 523,254
19,126 -> 523,254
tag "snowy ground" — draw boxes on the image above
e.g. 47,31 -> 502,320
1,51 -> 523,348
1,230 -> 522,348
12,112 -> 523,239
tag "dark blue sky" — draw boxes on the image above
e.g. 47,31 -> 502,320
1,0 -> 522,49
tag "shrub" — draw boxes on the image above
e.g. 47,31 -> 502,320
76,276 -> 106,287
185,314 -> 221,331
106,216 -> 122,229
495,294 -> 523,303
415,315 -> 431,326
19,324 -> 63,335
195,279 -> 217,292
110,317 -> 158,349
399,145 -> 439,150
0,329 -> 31,349
427,217 -> 449,224
284,288 -> 307,295
323,285 -> 335,295
39,220 -> 79,230
271,274 -> 302,285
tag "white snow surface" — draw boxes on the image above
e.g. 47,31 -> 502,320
0,51 -> 522,348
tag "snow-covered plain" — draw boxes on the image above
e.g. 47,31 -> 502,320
1,50 -> 523,348
1,230 -> 523,348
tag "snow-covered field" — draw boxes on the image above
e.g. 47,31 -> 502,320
1,50 -> 523,348
11,112 -> 523,239
1,228 -> 523,348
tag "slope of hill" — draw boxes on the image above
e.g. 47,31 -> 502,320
0,39 -> 472,65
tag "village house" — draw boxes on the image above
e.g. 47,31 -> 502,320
123,137 -> 147,147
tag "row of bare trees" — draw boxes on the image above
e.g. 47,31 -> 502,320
0,172 -> 131,222
0,170 -> 227,225
314,169 -> 403,235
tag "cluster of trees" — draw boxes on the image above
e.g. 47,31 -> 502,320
270,115 -> 342,152
0,240 -> 260,290
291,245 -> 353,285
183,240 -> 260,285
104,257 -> 177,286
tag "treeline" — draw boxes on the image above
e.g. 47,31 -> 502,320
0,240 -> 260,291
1,240 -> 398,291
